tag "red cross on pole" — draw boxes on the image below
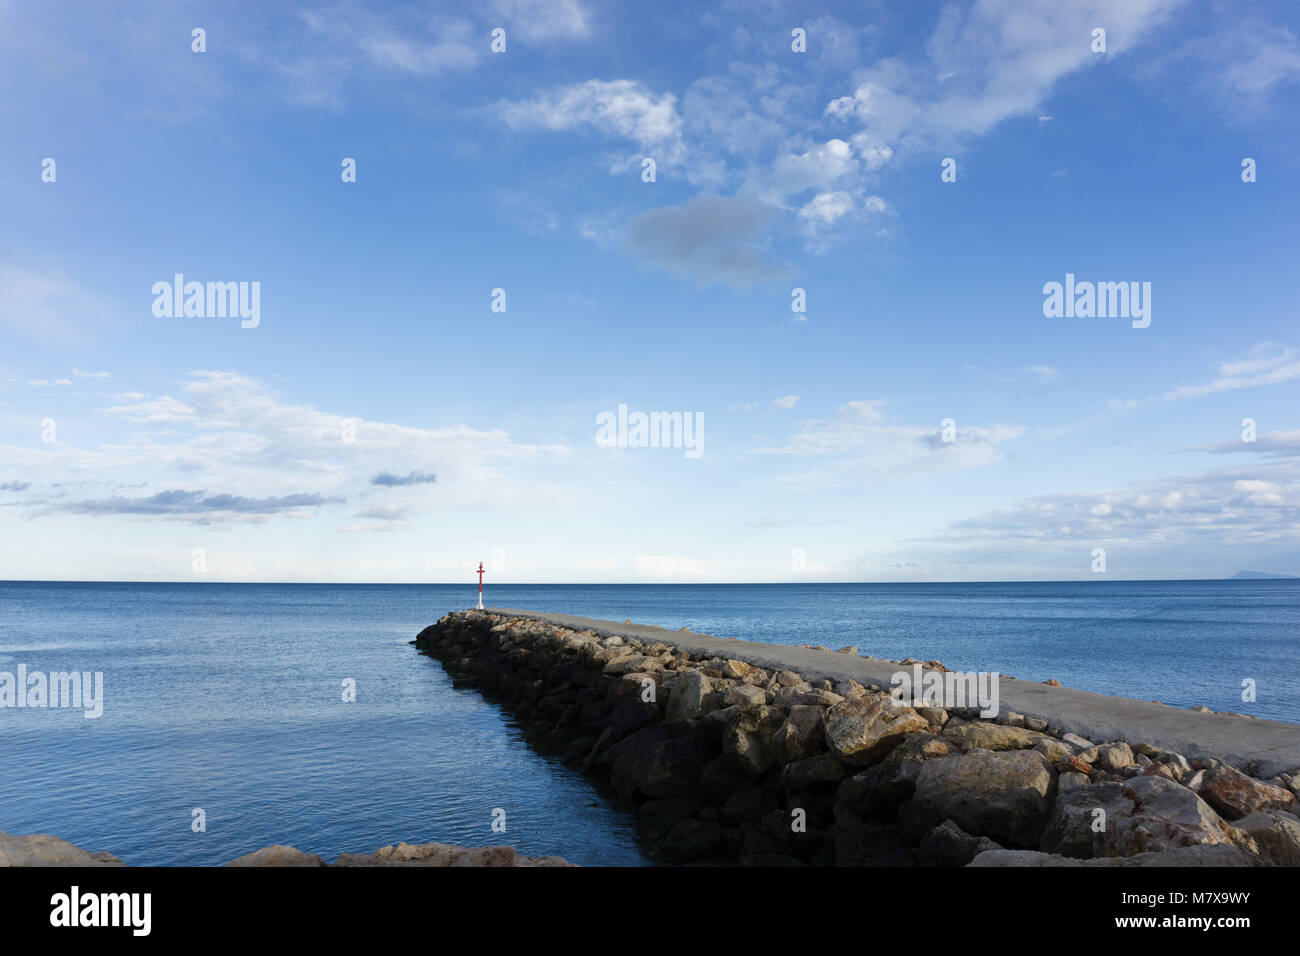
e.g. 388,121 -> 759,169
476,561 -> 485,609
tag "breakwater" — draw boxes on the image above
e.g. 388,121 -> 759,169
415,608 -> 1300,866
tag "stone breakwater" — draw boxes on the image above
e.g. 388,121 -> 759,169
415,609 -> 1300,867
0,831 -> 572,867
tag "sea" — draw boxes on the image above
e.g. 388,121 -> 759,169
0,579 -> 1296,866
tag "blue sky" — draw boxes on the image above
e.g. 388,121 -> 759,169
1,0 -> 1298,583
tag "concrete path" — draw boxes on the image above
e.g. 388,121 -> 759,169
485,607 -> 1300,778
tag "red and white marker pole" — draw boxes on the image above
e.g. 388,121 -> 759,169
476,561 -> 485,610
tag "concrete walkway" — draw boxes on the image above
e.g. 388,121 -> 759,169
485,607 -> 1300,778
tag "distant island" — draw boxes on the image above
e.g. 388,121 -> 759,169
1230,570 -> 1299,580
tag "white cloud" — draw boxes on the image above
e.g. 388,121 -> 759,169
489,0 -> 591,41
940,463 -> 1300,553
498,79 -> 684,160
829,0 -> 1182,150
771,395 -> 800,409
1,370 -> 568,526
756,399 -> 1022,476
1165,343 -> 1300,399
798,191 -> 855,227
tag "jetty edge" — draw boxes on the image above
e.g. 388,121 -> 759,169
415,608 -> 1300,867
0,831 -> 574,867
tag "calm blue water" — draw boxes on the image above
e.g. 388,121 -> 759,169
0,580 -> 1296,865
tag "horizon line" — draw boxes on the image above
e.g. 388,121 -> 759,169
1,576 -> 1296,586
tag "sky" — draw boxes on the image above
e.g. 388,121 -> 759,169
1,0 -> 1298,584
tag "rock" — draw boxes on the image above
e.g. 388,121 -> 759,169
833,679 -> 868,699
637,799 -> 707,844
1040,782 -> 1133,858
823,697 -> 929,766
919,819 -> 1002,866
714,659 -> 753,680
1094,743 -> 1135,773
227,844 -> 328,867
1232,811 -> 1300,866
0,831 -> 124,867
724,684 -> 767,710
768,705 -> 826,765
665,670 -> 712,723
906,750 -> 1056,847
1198,764 -> 1296,820
603,652 -> 648,675
720,706 -> 785,778
1024,717 -> 1049,732
1061,733 -> 1094,752
1060,755 -> 1092,776
1058,771 -> 1090,792
1107,776 -> 1240,855
1141,762 -> 1177,782
774,684 -> 814,707
831,822 -> 912,866
724,726 -> 774,777
654,819 -> 728,863
610,727 -> 710,799
699,756 -> 748,803
333,841 -> 572,867
969,845 -> 1263,867
916,706 -> 948,727
1034,738 -> 1074,762
944,722 -> 1049,752
782,754 -> 847,791
721,785 -> 770,824
794,689 -> 845,708
837,645 -> 859,656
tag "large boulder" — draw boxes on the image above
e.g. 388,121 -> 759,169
1108,776 -> 1240,856
944,723 -> 1048,752
722,706 -> 785,778
608,697 -> 662,741
837,732 -> 955,818
907,750 -> 1056,847
823,697 -> 928,767
227,844 -> 327,867
919,820 -> 1002,867
1040,782 -> 1132,858
1094,742 -> 1135,773
768,705 -> 826,766
1197,764 -> 1296,820
609,727 -> 710,799
1231,811 -> 1300,866
665,670 -> 712,723
0,831 -> 124,867
782,754 -> 848,791
653,819 -> 728,863
637,799 -> 708,844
